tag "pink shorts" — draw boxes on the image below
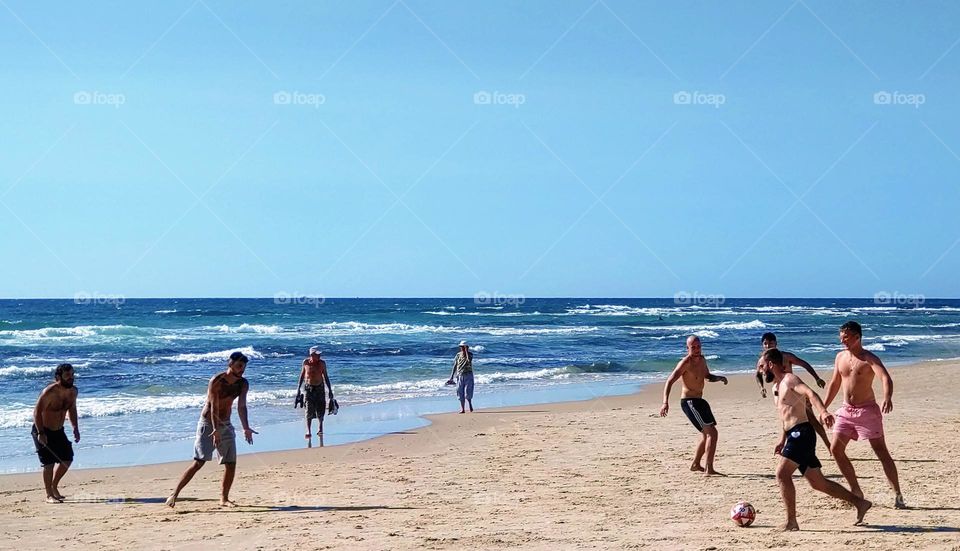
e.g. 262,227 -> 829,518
833,401 -> 884,441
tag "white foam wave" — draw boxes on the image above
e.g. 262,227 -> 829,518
0,324 -> 151,341
154,309 -> 177,314
211,324 -> 283,334
635,319 -> 770,332
159,346 -> 264,363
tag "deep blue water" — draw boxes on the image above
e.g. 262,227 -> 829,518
2,298 -> 959,472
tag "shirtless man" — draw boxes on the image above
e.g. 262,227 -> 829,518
298,346 -> 333,442
659,336 -> 728,475
824,321 -> 906,508
761,349 -> 871,530
31,363 -> 79,503
166,352 -> 257,508
755,332 -> 831,450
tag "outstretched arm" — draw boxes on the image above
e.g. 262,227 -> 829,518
238,380 -> 257,443
68,389 -> 80,443
704,363 -> 728,385
870,354 -> 894,414
755,358 -> 767,398
786,352 -> 825,388
823,354 -> 842,408
795,380 -> 834,428
660,360 -> 686,416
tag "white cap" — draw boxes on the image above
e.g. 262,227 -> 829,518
309,346 -> 322,355
459,340 -> 468,347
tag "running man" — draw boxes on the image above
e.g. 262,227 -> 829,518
446,340 -> 474,413
824,321 -> 906,508
761,349 -> 871,530
298,346 -> 333,442
166,351 -> 257,508
755,332 -> 831,450
31,363 -> 79,503
659,335 -> 728,475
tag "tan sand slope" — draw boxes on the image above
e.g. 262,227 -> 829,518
2,361 -> 959,550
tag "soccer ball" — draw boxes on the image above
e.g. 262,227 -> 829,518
730,501 -> 756,527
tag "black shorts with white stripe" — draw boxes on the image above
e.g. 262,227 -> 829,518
680,398 -> 716,432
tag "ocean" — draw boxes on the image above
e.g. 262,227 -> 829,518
2,298 -> 959,473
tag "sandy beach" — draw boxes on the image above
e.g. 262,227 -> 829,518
2,360 -> 958,550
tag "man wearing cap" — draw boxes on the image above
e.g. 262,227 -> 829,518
298,347 -> 333,441
446,341 -> 474,413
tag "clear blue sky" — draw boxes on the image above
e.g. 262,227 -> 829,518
1,1 -> 958,298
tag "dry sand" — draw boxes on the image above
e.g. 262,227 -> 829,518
2,360 -> 959,550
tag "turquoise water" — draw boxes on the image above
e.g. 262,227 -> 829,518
2,298 -> 958,472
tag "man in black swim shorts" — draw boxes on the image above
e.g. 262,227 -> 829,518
761,348 -> 872,531
659,336 -> 728,476
31,363 -> 80,503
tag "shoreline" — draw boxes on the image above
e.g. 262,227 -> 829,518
0,356 -> 938,475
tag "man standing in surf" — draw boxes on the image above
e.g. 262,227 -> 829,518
31,363 -> 80,503
166,351 -> 257,508
446,340 -> 474,413
761,348 -> 872,530
824,321 -> 906,508
659,335 -> 728,475
298,346 -> 334,444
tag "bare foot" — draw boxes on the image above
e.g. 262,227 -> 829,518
165,495 -> 177,508
459,410 -> 465,414
894,494 -> 907,509
220,499 -> 238,508
45,496 -> 63,504
855,499 -> 872,525
52,491 -> 65,501
779,521 -> 800,531
317,430 -> 323,437
689,464 -> 705,472
704,469 -> 726,477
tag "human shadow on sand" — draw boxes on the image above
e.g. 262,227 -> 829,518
62,497 -> 186,504
849,457 -> 939,463
471,410 -> 547,414
173,505 -> 414,514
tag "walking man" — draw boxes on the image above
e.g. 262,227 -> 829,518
298,346 -> 333,443
446,340 -> 474,413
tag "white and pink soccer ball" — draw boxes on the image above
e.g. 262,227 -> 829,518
730,501 -> 756,527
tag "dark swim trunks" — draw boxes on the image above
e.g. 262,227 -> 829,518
781,422 -> 822,474
304,384 -> 326,420
31,425 -> 74,466
680,398 -> 716,432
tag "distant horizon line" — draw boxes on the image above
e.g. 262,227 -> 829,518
1,296 -> 958,301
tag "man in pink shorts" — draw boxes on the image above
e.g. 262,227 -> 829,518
824,321 -> 906,508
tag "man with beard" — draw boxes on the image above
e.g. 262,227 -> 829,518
31,363 -> 80,503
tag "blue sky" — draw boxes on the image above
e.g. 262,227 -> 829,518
1,1 -> 959,298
